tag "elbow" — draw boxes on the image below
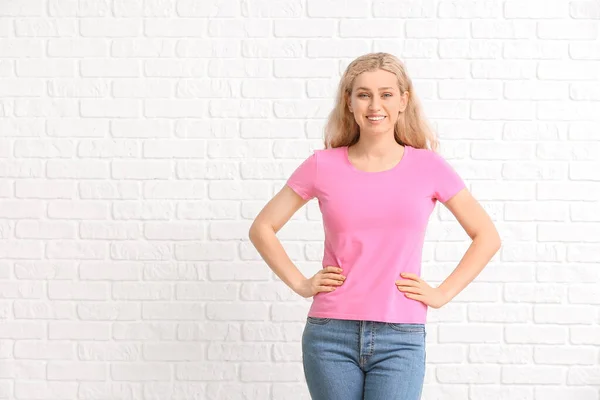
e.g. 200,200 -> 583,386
494,228 -> 502,248
473,228 -> 502,252
248,223 -> 258,243
492,231 -> 502,252
248,221 -> 269,243
494,238 -> 502,252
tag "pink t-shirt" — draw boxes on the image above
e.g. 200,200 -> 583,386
286,144 -> 466,324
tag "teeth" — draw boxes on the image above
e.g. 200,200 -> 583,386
367,116 -> 385,121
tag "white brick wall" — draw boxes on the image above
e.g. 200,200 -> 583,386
0,0 -> 599,399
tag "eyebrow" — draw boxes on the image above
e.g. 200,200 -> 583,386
355,87 -> 395,91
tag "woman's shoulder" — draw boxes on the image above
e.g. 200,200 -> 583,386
307,146 -> 346,171
406,144 -> 434,157
315,146 -> 345,153
313,146 -> 346,160
406,145 -> 441,163
405,145 -> 453,174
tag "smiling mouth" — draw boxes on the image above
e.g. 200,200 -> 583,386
367,116 -> 386,121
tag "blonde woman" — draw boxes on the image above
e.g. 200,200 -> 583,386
249,52 -> 501,399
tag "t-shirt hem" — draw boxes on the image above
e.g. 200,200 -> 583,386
307,312 -> 426,324
439,183 -> 466,203
286,182 -> 311,200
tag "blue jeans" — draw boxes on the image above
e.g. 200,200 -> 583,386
302,317 -> 426,400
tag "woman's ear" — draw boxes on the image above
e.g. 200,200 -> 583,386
400,91 -> 409,112
346,92 -> 353,112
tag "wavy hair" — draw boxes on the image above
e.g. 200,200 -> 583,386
323,52 -> 439,152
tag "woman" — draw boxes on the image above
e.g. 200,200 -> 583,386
248,52 -> 501,400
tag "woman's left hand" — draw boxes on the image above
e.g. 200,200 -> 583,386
395,272 -> 449,309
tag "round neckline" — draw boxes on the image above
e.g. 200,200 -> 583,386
344,144 -> 410,174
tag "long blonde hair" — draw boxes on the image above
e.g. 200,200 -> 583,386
324,52 -> 439,152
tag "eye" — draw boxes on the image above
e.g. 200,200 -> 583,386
358,93 -> 392,98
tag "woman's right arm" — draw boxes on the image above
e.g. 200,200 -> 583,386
248,185 -> 344,298
248,185 -> 310,294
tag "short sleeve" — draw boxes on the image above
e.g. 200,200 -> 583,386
286,151 -> 318,200
430,151 -> 466,203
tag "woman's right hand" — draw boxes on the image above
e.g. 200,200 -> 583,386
294,266 -> 346,298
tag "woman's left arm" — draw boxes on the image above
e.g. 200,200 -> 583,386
436,188 -> 502,303
396,188 -> 502,308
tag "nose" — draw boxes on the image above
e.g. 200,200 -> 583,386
368,98 -> 381,111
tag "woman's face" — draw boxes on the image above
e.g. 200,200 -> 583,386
347,69 -> 408,137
